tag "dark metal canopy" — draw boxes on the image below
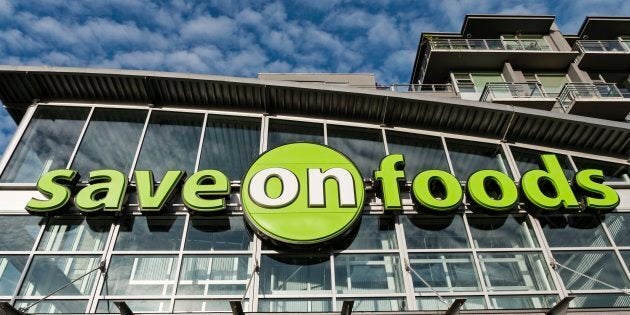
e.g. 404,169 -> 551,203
461,15 -> 555,38
576,16 -> 630,40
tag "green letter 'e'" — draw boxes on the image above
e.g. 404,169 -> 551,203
182,170 -> 230,211
412,170 -> 463,211
75,170 -> 128,212
467,170 -> 518,211
26,169 -> 79,213
574,169 -> 620,211
135,170 -> 185,211
520,155 -> 579,211
374,154 -> 406,210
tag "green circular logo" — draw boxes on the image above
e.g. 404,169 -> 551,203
242,143 -> 365,244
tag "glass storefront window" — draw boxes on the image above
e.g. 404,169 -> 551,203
96,300 -> 171,313
177,255 -> 251,295
267,119 -> 324,150
385,131 -> 450,173
478,253 -> 554,291
198,116 -> 261,180
572,157 -> 630,183
259,299 -> 332,312
185,216 -> 251,251
570,294 -> 630,308
509,147 -> 574,179
539,215 -> 610,247
552,251 -> 630,290
19,255 -> 100,296
71,109 -> 147,178
326,125 -> 385,177
134,111 -> 203,181
115,216 -> 184,251
409,253 -> 480,292
417,296 -> 486,311
0,106 -> 90,183
338,298 -> 406,312
174,299 -> 247,313
0,256 -> 28,296
335,254 -> 404,294
0,216 -> 42,251
15,300 -> 88,314
468,215 -> 539,248
259,255 -> 330,294
445,139 -> 512,180
489,295 -> 558,309
336,216 -> 397,250
604,214 -> 630,246
402,215 -> 469,249
37,217 -> 112,251
102,255 -> 178,296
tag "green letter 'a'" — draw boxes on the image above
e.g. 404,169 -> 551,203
574,169 -> 620,212
26,169 -> 79,213
135,170 -> 185,211
182,170 -> 230,212
467,170 -> 518,211
374,154 -> 406,210
75,170 -> 127,212
412,170 -> 463,211
520,154 -> 579,211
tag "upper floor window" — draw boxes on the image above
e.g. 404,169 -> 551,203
524,73 -> 568,97
501,35 -> 551,51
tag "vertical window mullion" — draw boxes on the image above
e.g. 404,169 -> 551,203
440,137 -> 456,176
9,216 -> 47,305
65,106 -> 95,169
462,212 -> 491,308
169,213 -> 190,312
193,113 -> 208,172
600,217 -> 630,288
394,215 -> 417,310
127,108 -> 153,181
0,104 -> 38,177
501,142 -> 521,180
86,219 -> 117,313
90,217 -> 121,311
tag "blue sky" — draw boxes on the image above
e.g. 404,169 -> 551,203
0,0 -> 629,153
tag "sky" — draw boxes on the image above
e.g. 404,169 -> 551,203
0,0 -> 629,154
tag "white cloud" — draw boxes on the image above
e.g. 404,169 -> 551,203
180,15 -> 238,44
0,108 -> 16,154
0,0 -> 13,16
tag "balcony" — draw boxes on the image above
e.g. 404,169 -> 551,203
353,84 -> 459,98
573,40 -> 630,71
479,82 -> 557,110
558,83 -> 630,120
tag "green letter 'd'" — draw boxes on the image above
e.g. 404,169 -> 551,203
75,170 -> 128,212
374,154 -> 406,210
412,170 -> 463,211
467,170 -> 518,211
182,170 -> 230,211
135,170 -> 185,211
520,155 -> 579,211
574,169 -> 620,211
26,169 -> 79,213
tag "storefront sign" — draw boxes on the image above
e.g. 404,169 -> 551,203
25,143 -> 620,244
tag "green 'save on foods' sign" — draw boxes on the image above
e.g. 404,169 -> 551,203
25,142 -> 620,245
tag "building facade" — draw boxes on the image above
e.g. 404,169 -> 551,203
0,15 -> 627,315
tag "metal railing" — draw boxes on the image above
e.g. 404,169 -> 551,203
352,84 -> 456,94
557,83 -> 625,110
574,40 -> 630,53
429,39 -> 552,51
480,82 -> 547,102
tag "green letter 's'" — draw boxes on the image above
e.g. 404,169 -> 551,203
135,170 -> 185,211
520,155 -> 579,211
374,154 -> 406,210
574,169 -> 620,211
75,170 -> 127,212
412,170 -> 463,211
467,170 -> 518,211
182,170 -> 230,211
26,169 -> 79,213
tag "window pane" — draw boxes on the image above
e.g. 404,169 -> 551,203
468,215 -> 539,248
338,298 -> 406,312
135,111 -> 203,181
336,216 -> 397,250
259,299 -> 332,312
570,294 -> 630,308
553,251 -> 630,290
536,74 -> 567,96
199,116 -> 261,180
539,215 -> 610,247
97,300 -> 171,313
446,140 -> 512,180
402,215 -> 469,249
335,254 -> 404,293
479,253 -> 555,291
185,216 -> 251,251
489,295 -> 558,309
471,73 -> 503,92
38,217 -> 112,251
620,251 -> 630,270
259,255 -> 330,294
0,256 -> 28,295
174,300 -> 247,313
15,300 -> 87,314
510,147 -> 574,179
177,255 -> 251,295
71,109 -> 147,177
115,216 -> 184,251
385,131 -> 450,173
604,214 -> 630,246
267,119 -> 324,150
0,216 -> 42,251
572,157 -> 630,183
409,253 -> 480,292
102,255 -> 177,296
0,106 -> 89,183
19,256 -> 100,296
417,296 -> 486,311
326,125 -> 385,177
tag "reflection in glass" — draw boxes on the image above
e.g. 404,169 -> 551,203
0,106 -> 89,183
479,253 -> 554,291
409,254 -> 479,292
417,296 -> 486,311
260,255 -> 330,294
539,215 -> 609,247
335,254 -> 404,293
386,131 -> 450,173
572,157 -> 629,182
174,300 -> 246,313
267,119 -> 324,150
468,215 -> 538,248
199,116 -> 261,180
0,216 -> 42,251
20,256 -> 100,296
326,125 -> 385,177
103,255 -> 177,296
71,109 -> 147,177
38,217 -> 112,251
510,147 -> 574,179
605,214 -> 630,246
97,300 -> 171,313
0,256 -> 27,295
259,299 -> 332,312
338,298 -> 406,311
553,251 -> 630,290
177,255 -> 251,295
135,111 -> 203,181
401,215 -> 469,249
115,216 -> 184,251
185,217 -> 251,251
570,294 -> 630,308
489,295 -> 558,309
15,300 -> 88,314
336,216 -> 396,250
446,140 -> 511,180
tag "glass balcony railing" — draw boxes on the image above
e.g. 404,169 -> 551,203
429,39 -> 552,51
575,40 -> 630,53
352,84 -> 456,94
480,83 -> 548,102
557,83 -> 625,110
